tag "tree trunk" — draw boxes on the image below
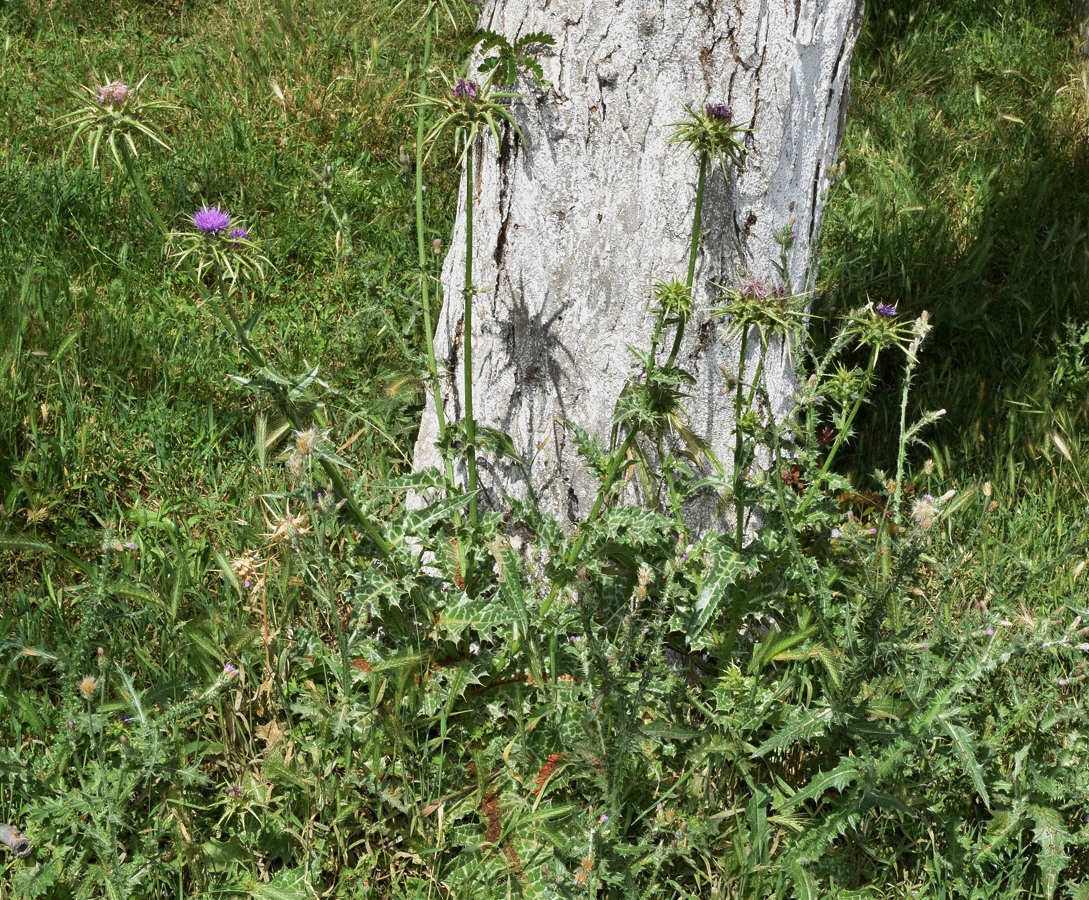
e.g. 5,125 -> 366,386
414,0 -> 865,529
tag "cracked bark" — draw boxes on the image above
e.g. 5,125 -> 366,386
414,0 -> 865,529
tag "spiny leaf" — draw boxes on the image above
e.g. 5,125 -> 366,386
751,705 -> 833,759
940,718 -> 990,810
246,867 -> 314,899
1029,803 -> 1069,899
975,805 -> 1024,864
785,861 -> 820,900
475,425 -> 520,462
565,418 -> 608,482
0,533 -> 91,574
439,591 -> 518,640
782,802 -> 864,865
687,541 -> 745,642
378,468 -> 450,491
387,493 -> 471,542
778,758 -> 864,813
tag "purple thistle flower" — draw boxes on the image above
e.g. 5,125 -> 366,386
223,662 -> 239,677
453,78 -> 479,101
740,277 -> 768,300
705,102 -> 732,121
96,80 -> 131,106
228,785 -> 243,797
193,206 -> 231,235
875,302 -> 899,318
227,227 -> 249,242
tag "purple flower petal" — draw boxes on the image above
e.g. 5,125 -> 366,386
193,206 -> 232,235
96,81 -> 131,105
453,78 -> 478,101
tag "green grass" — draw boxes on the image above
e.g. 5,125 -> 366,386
1,0 -> 1088,896
820,0 -> 1089,498
0,0 -> 462,535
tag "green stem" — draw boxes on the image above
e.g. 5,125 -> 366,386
657,430 -> 684,528
891,352 -> 919,526
462,138 -> 479,533
556,430 -> 639,585
685,154 -> 708,292
453,135 -> 480,596
732,327 -> 751,549
665,153 -> 708,370
414,19 -> 455,488
119,141 -> 166,236
796,345 -> 881,519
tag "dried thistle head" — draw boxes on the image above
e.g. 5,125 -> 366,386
263,504 -> 311,544
58,74 -> 176,170
293,428 -> 320,457
79,675 -> 99,701
229,551 -> 263,589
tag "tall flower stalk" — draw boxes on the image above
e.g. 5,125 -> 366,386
461,131 -> 480,537
421,73 -> 521,591
666,102 -> 745,369
413,12 -> 455,490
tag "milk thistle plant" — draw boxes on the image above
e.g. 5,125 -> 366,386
58,74 -> 176,233
59,75 -> 174,169
168,206 -> 390,557
418,53 -> 539,589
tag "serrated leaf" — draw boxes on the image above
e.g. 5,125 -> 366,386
783,803 -> 863,865
599,504 -> 670,540
787,861 -> 820,900
976,806 -> 1024,863
493,544 -> 530,634
0,534 -> 54,554
687,542 -> 745,642
1068,882 -> 1089,900
476,425 -> 520,462
564,418 -> 608,481
439,591 -> 517,640
388,493 -> 471,542
515,31 -> 556,48
941,718 -> 990,810
379,468 -> 450,491
1029,804 -> 1069,899
751,706 -> 833,759
247,867 -> 313,899
0,532 -> 91,574
778,758 -> 863,812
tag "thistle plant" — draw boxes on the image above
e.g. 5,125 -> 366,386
168,205 -> 390,558
669,102 -> 748,361
168,205 -> 268,285
569,102 -> 750,535
418,55 -> 541,591
58,75 -> 176,234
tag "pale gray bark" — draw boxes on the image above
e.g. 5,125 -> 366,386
414,0 -> 864,528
